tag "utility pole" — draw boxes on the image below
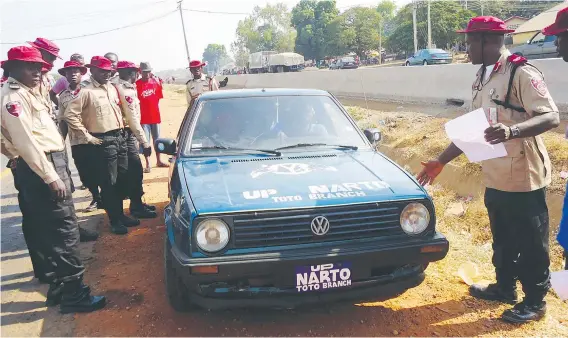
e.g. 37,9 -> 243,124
427,0 -> 432,49
379,21 -> 382,65
412,1 -> 418,53
481,0 -> 484,16
178,0 -> 191,62
464,0 -> 467,10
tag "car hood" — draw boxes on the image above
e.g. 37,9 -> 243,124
181,150 -> 427,214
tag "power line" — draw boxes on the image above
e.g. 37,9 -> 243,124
0,10 -> 176,45
182,8 -> 249,15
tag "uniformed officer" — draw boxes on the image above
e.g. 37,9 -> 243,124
57,61 -> 101,242
104,52 -> 119,84
542,6 -> 568,270
27,38 -> 60,111
115,60 -> 157,218
1,46 -> 105,313
417,16 -> 560,323
186,60 -> 219,108
63,56 -> 140,235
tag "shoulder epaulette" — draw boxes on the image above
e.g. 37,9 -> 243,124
8,82 -> 20,90
80,79 -> 91,88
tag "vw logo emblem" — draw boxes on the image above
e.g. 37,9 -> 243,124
311,216 -> 330,236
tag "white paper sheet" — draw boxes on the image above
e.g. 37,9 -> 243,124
551,270 -> 568,300
444,108 -> 507,163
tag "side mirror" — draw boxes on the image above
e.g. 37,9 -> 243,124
155,138 -> 177,155
364,128 -> 382,145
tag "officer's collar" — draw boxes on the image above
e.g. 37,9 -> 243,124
118,78 -> 135,88
475,50 -> 511,78
90,76 -> 111,88
7,77 -> 32,91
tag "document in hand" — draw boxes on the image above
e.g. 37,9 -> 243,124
444,108 -> 507,163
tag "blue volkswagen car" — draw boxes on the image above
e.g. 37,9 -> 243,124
156,88 -> 449,311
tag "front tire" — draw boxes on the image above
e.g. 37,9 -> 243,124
164,235 -> 194,312
423,60 -> 428,65
405,61 -> 410,66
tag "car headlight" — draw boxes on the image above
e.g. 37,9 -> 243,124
195,219 -> 230,253
400,203 -> 430,235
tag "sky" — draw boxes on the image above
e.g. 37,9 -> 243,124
0,0 -> 410,73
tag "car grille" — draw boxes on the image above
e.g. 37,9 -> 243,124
232,201 -> 410,248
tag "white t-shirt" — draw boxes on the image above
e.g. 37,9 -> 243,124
484,64 -> 495,82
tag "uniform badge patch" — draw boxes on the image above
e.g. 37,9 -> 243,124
5,101 -> 22,117
125,96 -> 133,104
531,78 -> 548,96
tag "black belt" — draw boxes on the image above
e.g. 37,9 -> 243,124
91,129 -> 124,137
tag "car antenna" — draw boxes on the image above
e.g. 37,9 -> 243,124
359,73 -> 371,128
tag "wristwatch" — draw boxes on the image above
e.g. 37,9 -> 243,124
509,125 -> 520,139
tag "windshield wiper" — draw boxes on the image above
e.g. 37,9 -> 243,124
193,145 -> 282,156
275,143 -> 358,151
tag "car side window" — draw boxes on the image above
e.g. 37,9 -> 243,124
531,32 -> 545,44
544,35 -> 556,43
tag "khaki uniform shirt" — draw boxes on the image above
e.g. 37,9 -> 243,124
186,74 -> 219,106
116,79 -> 149,148
1,78 -> 64,184
471,51 -> 558,192
63,76 -> 124,144
58,86 -> 82,146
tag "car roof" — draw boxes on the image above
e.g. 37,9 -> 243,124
199,88 -> 332,100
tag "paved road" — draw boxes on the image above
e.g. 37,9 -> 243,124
0,143 -> 103,337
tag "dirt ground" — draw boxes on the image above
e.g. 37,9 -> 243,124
73,88 -> 568,337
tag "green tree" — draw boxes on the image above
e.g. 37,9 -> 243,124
234,3 -> 296,54
231,41 -> 249,68
387,2 -> 474,55
291,0 -> 339,60
376,0 -> 397,37
202,44 -> 229,73
328,7 -> 382,58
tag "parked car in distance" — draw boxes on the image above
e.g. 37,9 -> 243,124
328,60 -> 340,70
337,56 -> 359,69
405,49 -> 452,66
157,88 -> 449,311
509,31 -> 558,60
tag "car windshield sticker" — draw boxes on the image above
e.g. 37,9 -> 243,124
296,263 -> 352,292
251,163 -> 337,179
242,180 -> 390,202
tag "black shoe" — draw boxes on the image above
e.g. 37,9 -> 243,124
143,203 -> 156,211
120,215 -> 141,227
501,300 -> 546,324
469,283 -> 517,305
85,199 -> 99,212
59,281 -> 106,314
37,276 -> 52,284
46,283 -> 64,307
79,226 -> 99,242
110,221 -> 128,235
131,206 -> 157,219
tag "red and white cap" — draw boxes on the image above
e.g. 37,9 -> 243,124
27,37 -> 62,59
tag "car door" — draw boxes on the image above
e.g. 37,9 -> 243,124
541,35 -> 558,59
409,51 -> 420,65
421,50 -> 430,64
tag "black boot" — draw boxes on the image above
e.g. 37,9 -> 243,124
46,282 -> 63,307
110,219 -> 128,235
501,300 -> 546,324
59,280 -> 106,314
143,203 -> 156,211
79,226 -> 99,242
120,214 -> 141,227
469,283 -> 517,304
130,203 -> 157,219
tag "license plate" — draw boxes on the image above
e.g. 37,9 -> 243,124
295,262 -> 352,292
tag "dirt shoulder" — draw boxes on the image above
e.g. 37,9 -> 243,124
73,89 -> 568,337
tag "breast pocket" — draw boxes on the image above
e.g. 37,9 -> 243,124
32,109 -> 52,129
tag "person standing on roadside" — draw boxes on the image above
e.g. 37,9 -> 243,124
51,54 -> 89,99
27,38 -> 60,110
104,52 -> 119,84
542,6 -> 568,270
417,16 -> 560,323
57,60 -> 104,225
63,56 -> 140,235
136,62 -> 166,171
185,60 -> 219,108
1,46 -> 106,313
116,61 -> 157,218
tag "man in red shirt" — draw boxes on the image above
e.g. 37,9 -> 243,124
135,62 -> 165,172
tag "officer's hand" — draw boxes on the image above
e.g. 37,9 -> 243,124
143,146 -> 152,157
89,137 -> 103,145
8,159 -> 17,170
417,160 -> 444,186
484,123 -> 511,144
48,179 -> 67,201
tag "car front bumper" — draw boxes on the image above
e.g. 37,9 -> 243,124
169,233 -> 449,310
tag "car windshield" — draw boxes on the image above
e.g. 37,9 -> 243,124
429,49 -> 448,55
183,95 -> 368,156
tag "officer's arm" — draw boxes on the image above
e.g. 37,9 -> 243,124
512,67 -> 560,139
0,136 -> 18,159
117,88 -> 150,148
49,89 -> 59,108
186,83 -> 192,105
1,96 -> 59,183
63,90 -> 95,144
